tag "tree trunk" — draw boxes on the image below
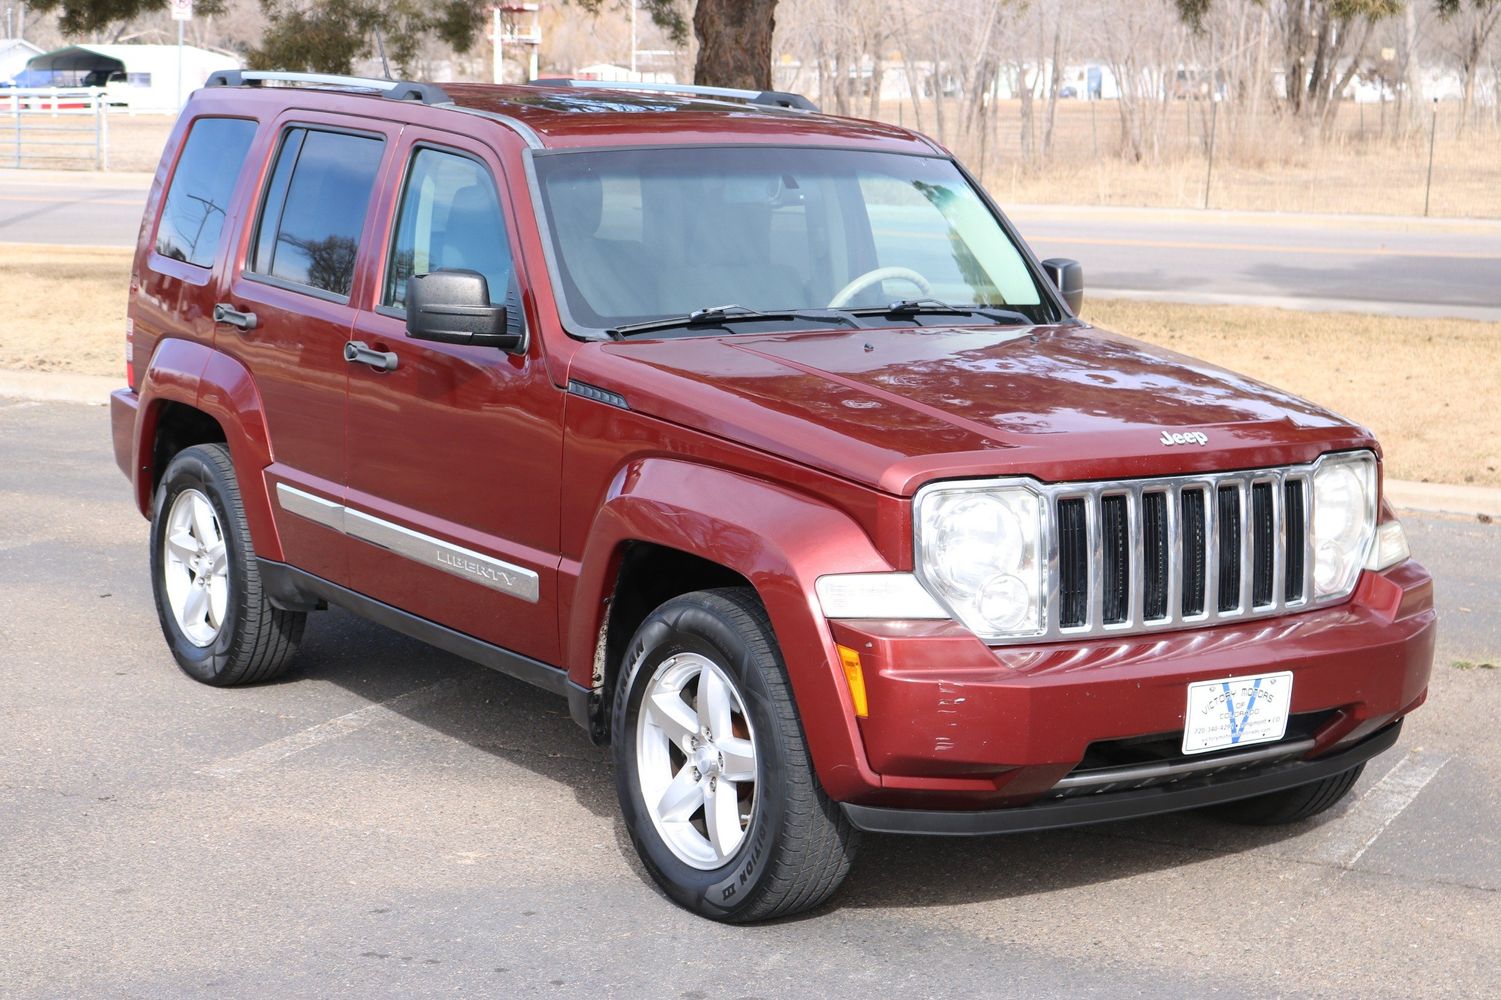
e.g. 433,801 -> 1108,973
693,0 -> 777,90
1042,12 -> 1063,161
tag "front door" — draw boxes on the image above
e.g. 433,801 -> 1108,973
218,115 -> 395,584
342,131 -> 564,665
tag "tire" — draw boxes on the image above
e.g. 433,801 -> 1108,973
149,443 -> 306,686
612,587 -> 860,922
1204,763 -> 1365,826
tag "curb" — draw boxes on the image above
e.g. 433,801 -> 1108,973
1384,480 -> 1501,521
0,370 -> 117,406
2,369 -> 1498,520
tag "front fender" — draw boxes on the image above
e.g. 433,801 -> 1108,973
566,458 -> 893,801
134,338 -> 282,560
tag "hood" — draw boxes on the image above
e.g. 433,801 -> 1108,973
569,324 -> 1376,496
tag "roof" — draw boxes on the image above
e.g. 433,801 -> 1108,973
440,83 -> 938,153
0,39 -> 44,56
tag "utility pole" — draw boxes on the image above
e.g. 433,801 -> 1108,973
170,0 -> 192,108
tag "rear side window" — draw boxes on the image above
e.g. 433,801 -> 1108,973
383,147 -> 512,310
155,117 -> 257,267
250,128 -> 384,299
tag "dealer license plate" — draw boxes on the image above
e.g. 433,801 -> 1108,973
1182,671 -> 1294,755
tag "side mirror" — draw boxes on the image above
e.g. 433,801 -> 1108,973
1041,258 -> 1084,314
406,269 -> 522,352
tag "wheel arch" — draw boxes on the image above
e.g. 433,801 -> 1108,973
133,338 -> 283,560
565,457 -> 892,801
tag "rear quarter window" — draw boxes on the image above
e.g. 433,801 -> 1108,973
155,117 -> 257,267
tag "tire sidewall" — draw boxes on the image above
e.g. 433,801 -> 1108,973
613,600 -> 790,920
149,446 -> 246,683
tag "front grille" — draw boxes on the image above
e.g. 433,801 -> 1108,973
1041,465 -> 1314,643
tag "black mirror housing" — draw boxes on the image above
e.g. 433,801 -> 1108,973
1040,258 -> 1084,315
406,269 -> 523,352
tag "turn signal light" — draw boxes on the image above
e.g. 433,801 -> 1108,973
836,644 -> 869,718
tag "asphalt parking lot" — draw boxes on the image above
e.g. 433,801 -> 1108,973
2,398 -> 1498,999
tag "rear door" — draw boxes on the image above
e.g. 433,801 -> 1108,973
341,127 -> 565,665
217,113 -> 396,584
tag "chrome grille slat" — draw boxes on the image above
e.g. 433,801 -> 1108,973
1038,464 -> 1316,647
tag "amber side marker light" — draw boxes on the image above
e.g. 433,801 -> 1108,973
836,644 -> 869,718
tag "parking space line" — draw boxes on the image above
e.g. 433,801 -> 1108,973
199,678 -> 461,777
1305,750 -> 1450,868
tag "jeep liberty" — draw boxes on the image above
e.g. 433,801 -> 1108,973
110,72 -> 1435,922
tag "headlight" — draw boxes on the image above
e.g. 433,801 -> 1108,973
914,483 -> 1043,639
1310,452 -> 1378,601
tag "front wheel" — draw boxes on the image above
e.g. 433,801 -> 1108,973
612,588 -> 859,922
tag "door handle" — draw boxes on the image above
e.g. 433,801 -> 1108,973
213,303 -> 258,331
344,340 -> 399,372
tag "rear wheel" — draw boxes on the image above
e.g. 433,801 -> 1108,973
612,588 -> 859,922
149,443 -> 305,686
1204,763 -> 1365,825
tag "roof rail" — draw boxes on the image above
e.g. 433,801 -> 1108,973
204,70 -> 451,106
530,78 -> 818,112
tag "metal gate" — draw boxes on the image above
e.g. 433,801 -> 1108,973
3,88 -> 110,170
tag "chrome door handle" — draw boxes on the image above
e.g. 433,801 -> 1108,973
343,340 -> 399,372
213,303 -> 258,331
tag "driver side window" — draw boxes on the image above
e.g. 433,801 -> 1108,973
384,147 -> 512,311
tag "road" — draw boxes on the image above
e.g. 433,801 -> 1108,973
1,397 -> 1498,999
4,174 -> 1501,320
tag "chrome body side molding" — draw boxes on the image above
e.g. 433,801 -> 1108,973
274,483 -> 540,603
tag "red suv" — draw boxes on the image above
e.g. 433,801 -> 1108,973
111,71 -> 1435,922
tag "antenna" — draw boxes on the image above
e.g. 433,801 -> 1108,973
373,26 -> 393,81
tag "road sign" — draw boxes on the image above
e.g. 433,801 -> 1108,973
170,0 -> 193,22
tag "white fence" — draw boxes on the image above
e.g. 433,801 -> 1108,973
3,88 -> 111,170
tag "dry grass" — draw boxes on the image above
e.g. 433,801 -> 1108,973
1,244 -> 1495,486
0,244 -> 131,376
100,114 -> 180,173
22,101 -> 1501,217
873,98 -> 1501,218
1084,298 -> 1501,488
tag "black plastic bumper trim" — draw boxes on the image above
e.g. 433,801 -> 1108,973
841,720 -> 1403,837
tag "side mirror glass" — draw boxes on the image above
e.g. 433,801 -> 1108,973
1040,258 -> 1084,315
406,269 -> 523,352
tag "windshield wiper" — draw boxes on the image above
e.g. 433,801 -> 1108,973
848,298 -> 1034,326
607,304 -> 861,340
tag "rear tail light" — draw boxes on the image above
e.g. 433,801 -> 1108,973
125,316 -> 135,387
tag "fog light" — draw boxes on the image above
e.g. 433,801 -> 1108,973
976,574 -> 1030,631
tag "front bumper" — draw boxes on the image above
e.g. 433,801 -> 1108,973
826,560 -> 1434,811
843,719 -> 1402,835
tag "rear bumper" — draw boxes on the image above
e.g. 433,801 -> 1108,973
843,719 -> 1402,836
825,559 -> 1434,810
110,387 -> 139,483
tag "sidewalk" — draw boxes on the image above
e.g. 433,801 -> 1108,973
0,167 -> 155,189
3,368 -> 1496,520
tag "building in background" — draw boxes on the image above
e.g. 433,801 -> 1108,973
0,38 -> 44,85
23,43 -> 240,110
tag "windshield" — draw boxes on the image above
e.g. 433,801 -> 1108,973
532,146 -> 1055,336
